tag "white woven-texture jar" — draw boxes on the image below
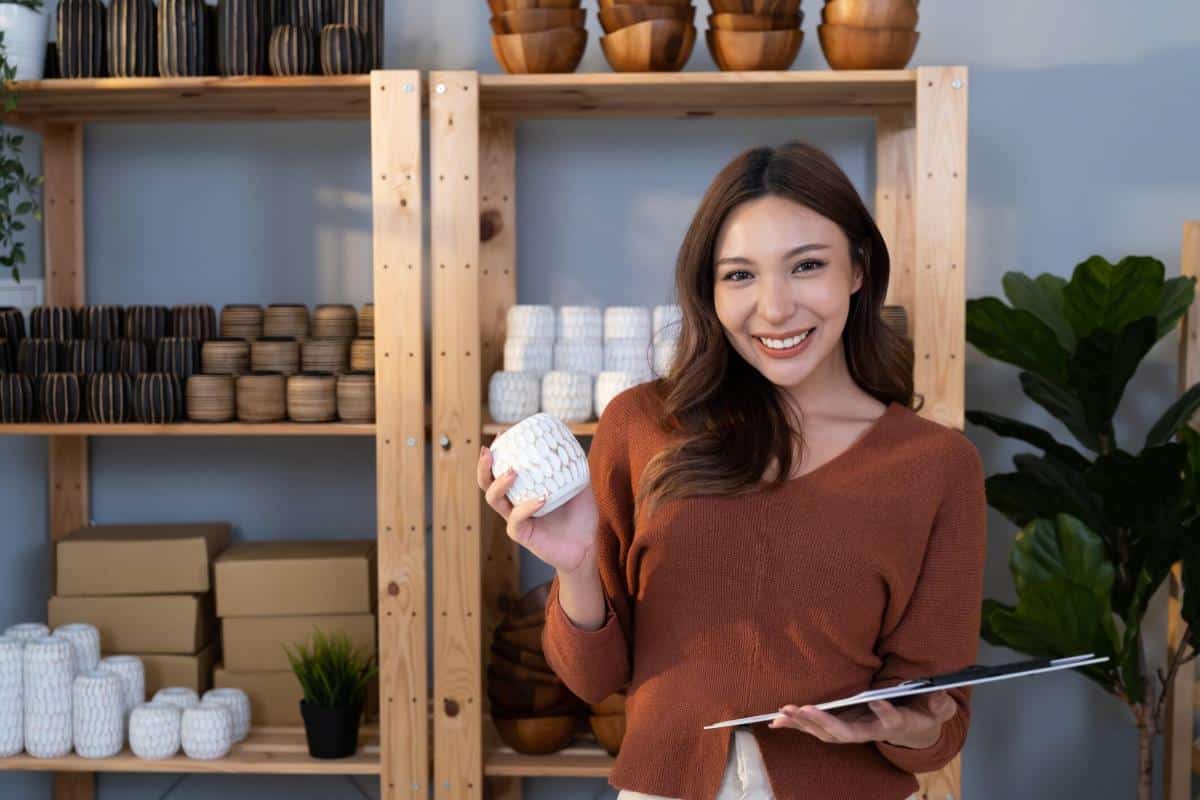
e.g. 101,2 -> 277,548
503,337 -> 554,377
0,637 -> 21,757
199,698 -> 236,744
552,339 -> 603,377
489,412 -> 589,518
595,371 -> 640,419
653,338 -> 678,378
604,306 -> 651,341
487,371 -> 540,424
201,688 -> 251,743
129,701 -> 182,760
72,669 -> 123,758
181,705 -> 232,760
52,623 -> 101,674
506,305 -> 555,339
652,304 -> 682,342
98,655 -> 146,715
24,710 -> 71,758
153,686 -> 200,711
541,371 -> 592,423
24,636 -> 74,715
4,622 -> 49,644
603,339 -> 654,382
557,306 -> 602,340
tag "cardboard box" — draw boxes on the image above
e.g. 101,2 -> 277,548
135,640 -> 220,696
49,593 -> 215,654
214,665 -> 379,726
222,614 -> 376,672
57,522 -> 231,597
215,541 -> 376,618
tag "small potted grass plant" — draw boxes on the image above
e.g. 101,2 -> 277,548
284,628 -> 377,759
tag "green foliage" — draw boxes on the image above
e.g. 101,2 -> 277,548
284,628 -> 378,709
967,254 -> 1200,713
0,16 -> 46,284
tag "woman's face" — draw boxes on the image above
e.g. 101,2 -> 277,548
712,194 -> 862,395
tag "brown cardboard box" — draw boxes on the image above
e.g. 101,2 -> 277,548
136,640 -> 220,696
222,614 -> 376,672
214,541 -> 376,617
214,665 -> 379,726
57,522 -> 231,597
49,594 -> 215,654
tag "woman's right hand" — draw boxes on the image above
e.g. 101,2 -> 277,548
477,445 -> 600,576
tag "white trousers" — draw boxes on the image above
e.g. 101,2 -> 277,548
615,729 -> 776,800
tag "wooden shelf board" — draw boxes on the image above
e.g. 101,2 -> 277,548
0,422 -> 376,436
476,70 -> 918,118
482,412 -> 597,438
0,725 -> 380,775
484,743 -> 615,778
2,76 -> 373,123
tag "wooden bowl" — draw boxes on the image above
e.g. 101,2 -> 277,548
709,0 -> 800,14
588,713 -> 626,756
186,374 -> 235,422
487,669 -> 575,714
236,371 -> 287,423
489,654 -> 561,685
822,0 -> 917,29
263,304 -> 310,339
251,337 -> 301,376
707,27 -> 803,70
492,27 -> 588,74
220,304 -> 263,340
707,11 -> 801,31
817,23 -> 918,69
202,338 -> 251,376
287,372 -> 337,423
599,4 -> 694,34
312,304 -> 358,339
588,690 -> 627,716
491,638 -> 552,672
600,19 -> 696,72
350,337 -> 374,372
358,304 -> 374,338
509,582 -> 551,619
336,371 -> 375,423
598,0 -> 691,7
490,7 -> 586,34
487,0 -> 581,16
303,337 -> 351,374
494,624 -> 543,652
492,715 -> 576,755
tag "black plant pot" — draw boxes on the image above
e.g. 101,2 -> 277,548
134,372 -> 183,423
18,339 -> 63,378
108,339 -> 150,376
159,0 -> 208,77
156,337 -> 203,382
0,374 -> 34,423
218,0 -> 266,76
170,304 -> 218,340
87,373 -> 133,423
109,0 -> 158,77
340,0 -> 380,70
126,305 -> 170,341
30,306 -> 79,341
67,339 -> 109,375
42,373 -> 83,424
269,24 -> 315,76
58,0 -> 108,78
319,23 -> 365,75
0,307 -> 26,348
81,305 -> 125,341
299,701 -> 362,759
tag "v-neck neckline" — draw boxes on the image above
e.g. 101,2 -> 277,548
771,400 -> 902,490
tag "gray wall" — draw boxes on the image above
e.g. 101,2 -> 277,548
3,1 -> 1199,798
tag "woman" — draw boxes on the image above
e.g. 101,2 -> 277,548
476,141 -> 987,800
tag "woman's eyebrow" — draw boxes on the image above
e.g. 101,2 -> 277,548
715,242 -> 830,267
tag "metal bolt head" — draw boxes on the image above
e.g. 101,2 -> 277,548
406,436 -> 417,447
435,83 -> 446,94
951,79 -> 962,89
439,434 -> 451,450
403,83 -> 414,93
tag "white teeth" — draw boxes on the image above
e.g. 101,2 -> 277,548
757,329 -> 813,350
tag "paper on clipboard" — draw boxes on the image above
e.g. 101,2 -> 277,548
703,653 -> 1110,730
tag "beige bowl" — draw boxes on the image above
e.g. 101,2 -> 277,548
600,18 -> 696,72
492,27 -> 588,74
588,713 -> 626,756
818,23 -> 919,69
707,27 -> 803,71
599,3 -> 694,34
822,0 -> 918,29
490,7 -> 586,34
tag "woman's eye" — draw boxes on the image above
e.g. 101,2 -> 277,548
724,269 -> 752,282
794,260 -> 825,273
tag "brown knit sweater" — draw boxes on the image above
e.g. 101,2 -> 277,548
541,383 -> 987,800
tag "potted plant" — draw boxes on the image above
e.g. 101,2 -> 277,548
965,254 -> 1200,800
0,0 -> 46,283
284,628 -> 377,759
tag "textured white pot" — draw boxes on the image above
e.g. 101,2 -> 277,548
0,636 -> 22,691
506,304 -> 555,339
653,338 -> 678,378
53,623 -> 101,674
603,339 -> 654,382
557,306 -> 602,340
153,687 -> 200,711
553,339 -> 603,377
604,306 -> 651,341
128,702 -> 182,760
0,693 -> 21,757
595,371 -> 640,418
0,4 -> 48,80
541,371 -> 592,423
98,655 -> 146,714
181,705 -> 232,760
24,711 -> 71,758
201,688 -> 251,743
3,623 -> 49,644
653,304 -> 682,342
489,412 -> 590,517
503,337 -> 554,377
72,670 -> 123,758
487,371 -> 540,424
23,637 -> 74,715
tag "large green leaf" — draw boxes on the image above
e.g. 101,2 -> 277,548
1145,382 -> 1200,449
966,297 -> 1070,384
1003,272 -> 1076,352
1013,453 -> 1109,540
1183,427 -> 1200,512
984,472 -> 1070,528
1066,316 -> 1157,435
1178,516 -> 1200,636
1062,255 -> 1165,340
965,410 -> 1090,469
1158,276 -> 1196,340
1085,445 -> 1186,532
1019,371 -> 1102,452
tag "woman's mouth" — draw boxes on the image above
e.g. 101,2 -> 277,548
753,327 -> 816,359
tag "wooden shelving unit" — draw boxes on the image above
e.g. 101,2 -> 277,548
0,72 -> 427,800
430,69 -> 968,800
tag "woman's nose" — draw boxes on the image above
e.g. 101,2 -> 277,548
757,278 -> 795,324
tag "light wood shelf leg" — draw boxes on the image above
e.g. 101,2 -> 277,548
431,70 -> 484,800
874,108 -> 916,316
371,69 -> 428,800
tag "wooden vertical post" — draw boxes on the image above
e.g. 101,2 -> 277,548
874,109 -> 916,316
913,66 -> 968,431
42,122 -> 95,800
370,69 -> 427,800
1180,221 -> 1200,408
478,113 -> 522,800
431,70 -> 484,800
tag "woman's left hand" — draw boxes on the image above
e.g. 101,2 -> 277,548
767,690 -> 956,749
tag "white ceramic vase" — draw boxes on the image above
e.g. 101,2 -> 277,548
604,306 -> 651,341
595,371 -> 640,418
4,622 -> 49,644
489,412 -> 590,517
603,339 -> 654,382
128,702 -> 182,760
503,337 -> 554,377
53,623 -> 101,674
181,705 -> 232,760
541,371 -> 592,423
72,670 -> 123,758
553,339 -> 603,376
557,305 -> 602,340
201,688 -> 251,743
98,655 -> 146,715
487,371 -> 540,424
653,338 -> 678,378
0,635 -> 21,756
653,304 -> 682,341
506,304 -> 555,339
0,4 -> 49,80
23,637 -> 74,715
24,711 -> 71,758
153,686 -> 200,711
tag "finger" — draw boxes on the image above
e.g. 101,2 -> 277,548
772,707 -> 835,742
506,496 -> 547,547
476,446 -> 494,491
484,468 -> 518,519
868,700 -> 905,734
927,691 -> 957,722
791,706 -> 862,743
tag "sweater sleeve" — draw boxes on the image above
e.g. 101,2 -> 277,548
871,436 -> 988,775
541,390 -> 637,705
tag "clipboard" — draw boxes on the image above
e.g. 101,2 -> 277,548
703,653 -> 1110,730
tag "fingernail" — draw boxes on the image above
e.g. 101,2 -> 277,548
480,446 -> 487,457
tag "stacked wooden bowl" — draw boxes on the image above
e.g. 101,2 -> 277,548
489,0 -> 588,74
588,688 -> 627,756
487,582 -> 586,755
818,0 -> 918,69
599,0 -> 696,72
706,0 -> 804,70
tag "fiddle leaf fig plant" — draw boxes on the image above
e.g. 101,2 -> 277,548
966,255 -> 1200,800
0,4 -> 46,283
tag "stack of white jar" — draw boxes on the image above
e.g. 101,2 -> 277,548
491,303 -> 681,424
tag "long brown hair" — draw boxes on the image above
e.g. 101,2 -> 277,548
636,141 -> 917,517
